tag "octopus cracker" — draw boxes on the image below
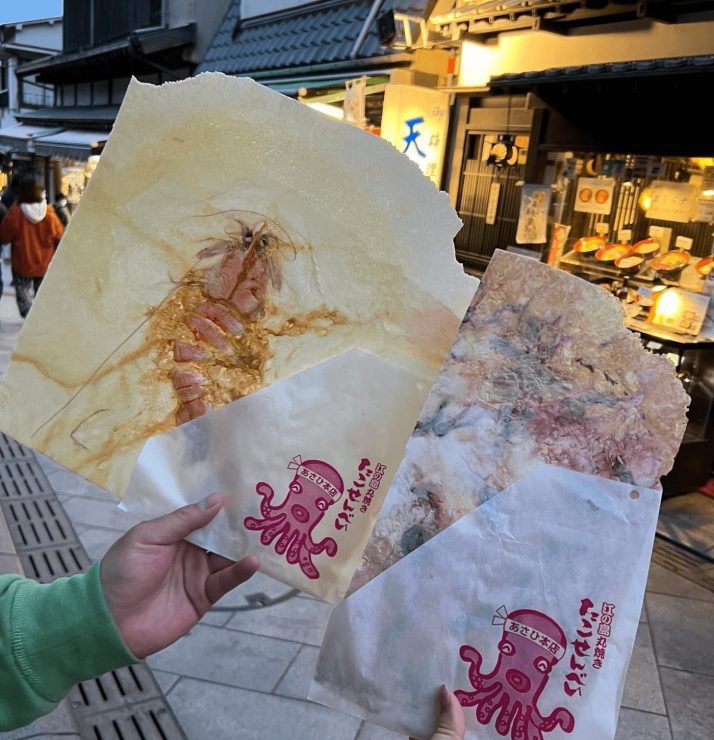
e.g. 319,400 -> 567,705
0,75 -> 477,500
351,249 -> 690,592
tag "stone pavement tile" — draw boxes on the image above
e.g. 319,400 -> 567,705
647,562 -> 714,602
226,591 -> 333,646
213,570 -> 294,608
62,496 -> 139,532
621,622 -> 666,714
0,552 -> 22,574
152,669 -> 182,696
37,453 -> 115,501
614,708 -> 672,740
0,511 -> 16,554
146,623 -> 300,692
647,593 -> 714,675
357,721 -> 406,739
168,678 -> 361,740
78,526 -> 123,560
660,667 -> 714,740
200,607 -> 233,627
0,700 -> 78,738
274,645 -> 319,699
0,531 -> 16,557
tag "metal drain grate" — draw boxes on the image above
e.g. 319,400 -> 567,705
653,534 -> 714,593
69,665 -> 185,739
0,435 -> 186,740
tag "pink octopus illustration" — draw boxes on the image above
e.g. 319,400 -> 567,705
455,608 -> 575,740
244,455 -> 344,579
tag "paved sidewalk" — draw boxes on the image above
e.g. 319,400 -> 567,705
1,261 -> 714,739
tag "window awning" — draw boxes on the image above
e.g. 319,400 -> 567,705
0,123 -> 64,152
33,129 -> 107,160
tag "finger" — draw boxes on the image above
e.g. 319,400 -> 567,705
137,492 -> 224,545
206,553 -> 236,572
205,555 -> 260,604
429,685 -> 465,740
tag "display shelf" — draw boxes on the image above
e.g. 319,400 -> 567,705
558,250 -> 707,293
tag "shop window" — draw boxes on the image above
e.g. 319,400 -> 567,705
93,80 -> 109,105
62,84 -> 76,107
111,77 -> 131,105
76,82 -> 91,106
552,154 -> 714,268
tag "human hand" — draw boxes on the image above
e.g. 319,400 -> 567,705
410,684 -> 465,740
101,492 -> 260,658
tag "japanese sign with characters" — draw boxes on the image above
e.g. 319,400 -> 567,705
311,464 -> 662,739
380,83 -> 450,187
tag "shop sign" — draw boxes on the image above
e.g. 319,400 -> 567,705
516,184 -> 551,244
646,181 -> 697,223
380,84 -> 450,187
573,177 -> 614,216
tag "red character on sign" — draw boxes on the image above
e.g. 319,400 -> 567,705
455,608 -> 575,740
244,455 -> 344,579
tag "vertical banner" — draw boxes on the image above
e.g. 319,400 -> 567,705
380,84 -> 450,187
516,185 -> 551,244
547,223 -> 571,266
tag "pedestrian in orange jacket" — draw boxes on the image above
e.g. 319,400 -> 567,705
0,177 -> 64,318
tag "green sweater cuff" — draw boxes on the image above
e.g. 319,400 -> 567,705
11,561 -> 137,704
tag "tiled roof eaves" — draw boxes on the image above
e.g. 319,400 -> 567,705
491,54 -> 714,87
197,0 -> 432,76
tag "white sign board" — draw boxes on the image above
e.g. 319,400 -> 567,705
516,185 -> 550,244
574,177 -> 615,215
380,84 -> 450,188
647,181 -> 697,223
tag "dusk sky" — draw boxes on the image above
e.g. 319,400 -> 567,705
0,0 -> 62,24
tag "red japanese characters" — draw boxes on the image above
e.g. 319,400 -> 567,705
243,455 -> 344,579
455,607 -> 575,740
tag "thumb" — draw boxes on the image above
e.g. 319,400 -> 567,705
137,492 -> 224,545
430,685 -> 465,740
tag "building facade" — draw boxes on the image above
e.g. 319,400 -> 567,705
0,0 -> 232,200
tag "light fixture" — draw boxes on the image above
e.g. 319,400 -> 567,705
638,187 -> 652,211
651,288 -> 683,325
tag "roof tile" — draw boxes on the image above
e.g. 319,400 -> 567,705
197,0 -> 431,76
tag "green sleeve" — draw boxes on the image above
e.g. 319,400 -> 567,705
0,561 -> 137,731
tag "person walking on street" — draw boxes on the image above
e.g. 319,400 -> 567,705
0,194 -> 7,306
52,192 -> 71,228
0,177 -> 64,318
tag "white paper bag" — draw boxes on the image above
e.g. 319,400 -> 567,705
122,349 -> 425,602
310,463 -> 659,738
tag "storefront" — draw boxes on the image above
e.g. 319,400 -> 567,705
422,2 -> 714,560
0,122 -> 104,209
196,0 -> 452,139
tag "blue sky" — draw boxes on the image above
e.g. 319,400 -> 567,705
0,0 -> 62,24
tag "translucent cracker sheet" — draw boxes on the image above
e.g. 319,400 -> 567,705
350,249 -> 689,592
311,463 -> 660,739
0,73 -> 476,497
